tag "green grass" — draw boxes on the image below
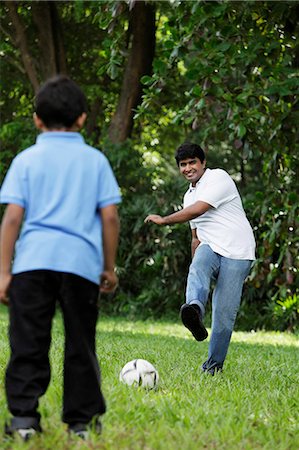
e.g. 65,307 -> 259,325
0,306 -> 298,450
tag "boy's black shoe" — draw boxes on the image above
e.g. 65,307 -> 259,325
5,419 -> 42,442
69,423 -> 89,440
180,304 -> 208,341
69,419 -> 102,440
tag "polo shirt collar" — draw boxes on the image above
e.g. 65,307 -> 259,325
188,168 -> 209,192
36,132 -> 84,143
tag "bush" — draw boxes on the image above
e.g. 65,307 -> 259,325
271,294 -> 299,332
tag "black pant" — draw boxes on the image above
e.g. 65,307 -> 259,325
6,270 -> 106,426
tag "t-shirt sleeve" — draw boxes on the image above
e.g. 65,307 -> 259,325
196,169 -> 237,208
0,157 -> 26,207
97,157 -> 121,208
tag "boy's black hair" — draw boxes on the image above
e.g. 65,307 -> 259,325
35,75 -> 87,128
175,142 -> 206,165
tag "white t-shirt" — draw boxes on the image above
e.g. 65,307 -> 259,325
183,168 -> 256,260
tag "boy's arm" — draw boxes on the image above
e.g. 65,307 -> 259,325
0,204 -> 24,304
99,204 -> 120,293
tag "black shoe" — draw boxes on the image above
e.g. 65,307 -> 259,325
5,420 -> 42,442
202,360 -> 223,376
202,366 -> 223,376
180,304 -> 208,341
69,419 -> 102,440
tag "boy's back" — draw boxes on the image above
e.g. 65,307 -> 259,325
0,75 -> 120,441
1,131 -> 120,283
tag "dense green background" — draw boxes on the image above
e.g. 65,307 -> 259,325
0,1 -> 298,331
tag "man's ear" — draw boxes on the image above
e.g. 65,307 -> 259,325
33,113 -> 45,130
75,112 -> 87,130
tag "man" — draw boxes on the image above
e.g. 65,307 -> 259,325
145,142 -> 255,375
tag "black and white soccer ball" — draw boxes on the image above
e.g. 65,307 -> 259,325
119,359 -> 159,389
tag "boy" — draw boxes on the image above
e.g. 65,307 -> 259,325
0,75 -> 121,440
145,142 -> 255,375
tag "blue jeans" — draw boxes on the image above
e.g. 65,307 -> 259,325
186,244 -> 252,370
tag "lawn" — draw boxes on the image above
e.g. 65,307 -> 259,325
0,306 -> 298,450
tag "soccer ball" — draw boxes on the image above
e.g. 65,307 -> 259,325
119,359 -> 159,389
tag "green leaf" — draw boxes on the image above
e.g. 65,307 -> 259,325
141,76 -> 154,86
218,42 -> 231,52
236,92 -> 250,104
237,124 -> 247,138
192,85 -> 202,97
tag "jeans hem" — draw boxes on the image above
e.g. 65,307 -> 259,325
188,300 -> 205,316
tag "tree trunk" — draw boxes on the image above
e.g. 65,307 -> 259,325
5,1 -> 67,91
5,1 -> 40,93
108,2 -> 156,143
32,2 -> 57,79
31,1 -> 67,79
49,1 -> 67,74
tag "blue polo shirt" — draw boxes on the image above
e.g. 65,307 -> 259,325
0,132 -> 121,284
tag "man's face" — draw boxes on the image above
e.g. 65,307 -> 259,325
178,157 -> 206,186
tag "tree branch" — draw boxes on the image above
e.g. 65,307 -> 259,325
5,1 -> 40,93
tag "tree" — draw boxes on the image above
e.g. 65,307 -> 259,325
4,0 -> 66,92
108,1 -> 156,143
1,0 -> 298,329
1,1 -> 156,142
135,0 -> 299,327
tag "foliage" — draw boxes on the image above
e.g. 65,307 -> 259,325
0,1 -> 298,329
135,0 -> 299,326
271,294 -> 299,332
0,120 -> 36,182
101,140 -> 190,317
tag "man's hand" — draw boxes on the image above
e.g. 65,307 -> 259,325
100,270 -> 119,293
145,201 -> 211,226
0,273 -> 12,306
144,215 -> 165,225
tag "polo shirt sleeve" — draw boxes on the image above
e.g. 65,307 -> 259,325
196,169 -> 237,209
0,157 -> 26,208
97,157 -> 121,208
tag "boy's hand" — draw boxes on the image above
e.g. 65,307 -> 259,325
0,273 -> 12,306
100,270 -> 118,293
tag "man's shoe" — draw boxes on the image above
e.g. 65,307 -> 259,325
180,304 -> 208,341
202,360 -> 223,376
205,367 -> 223,376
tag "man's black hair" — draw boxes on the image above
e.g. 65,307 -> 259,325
175,142 -> 206,165
35,75 -> 87,128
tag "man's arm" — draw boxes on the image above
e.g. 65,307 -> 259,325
100,204 -> 120,293
0,203 -> 24,304
144,200 -> 211,225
